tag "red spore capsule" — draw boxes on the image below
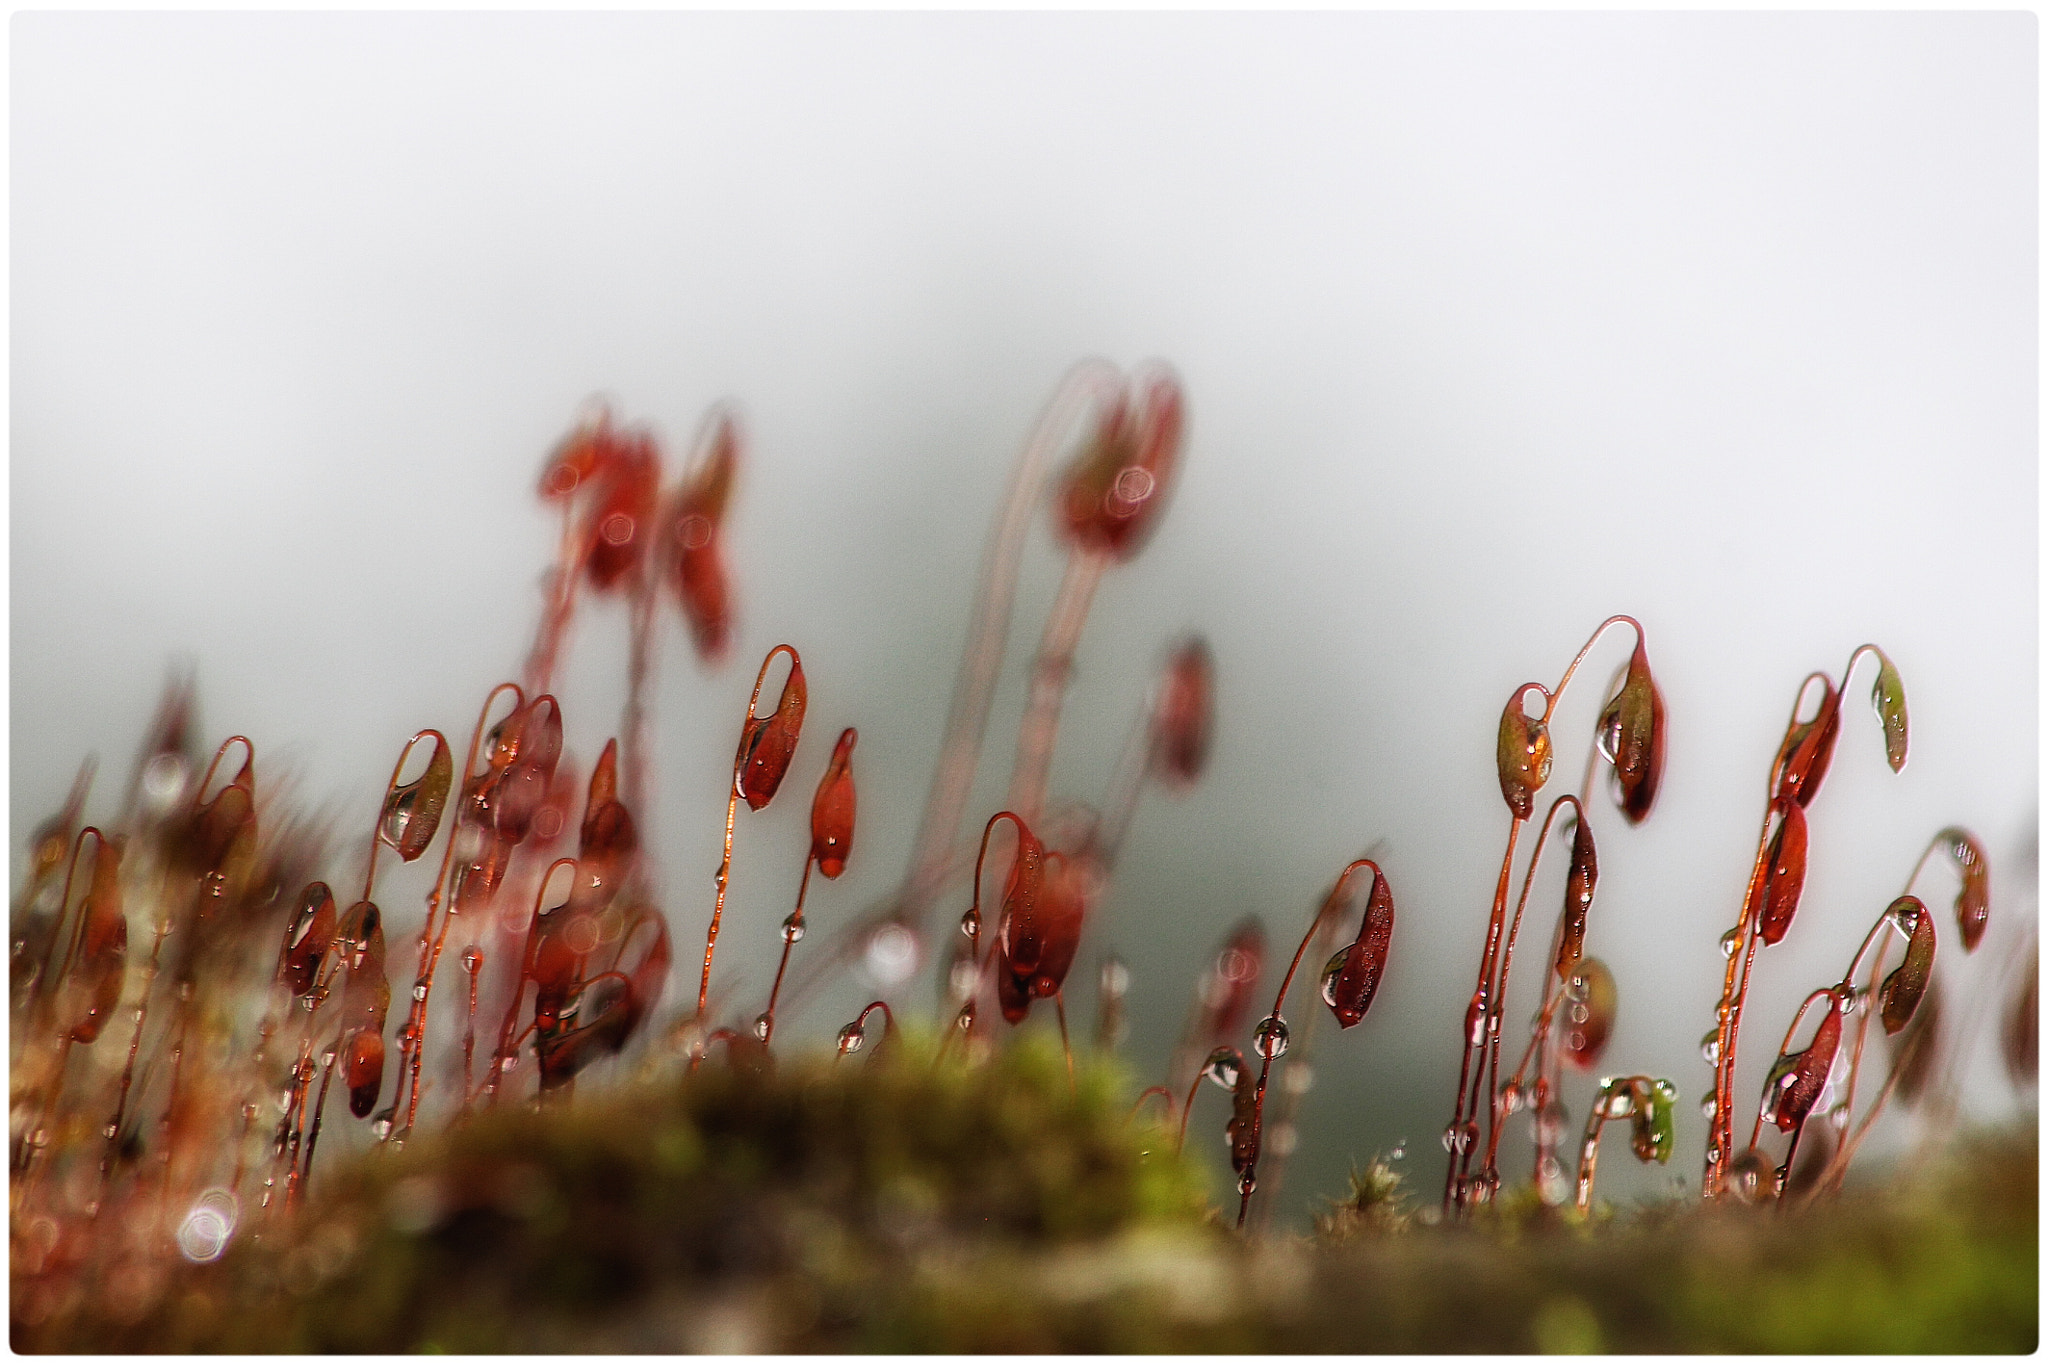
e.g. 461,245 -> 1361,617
281,881 -> 337,997
1150,636 -> 1215,789
1940,827 -> 1989,952
1764,995 -> 1843,1133
1771,679 -> 1841,809
810,728 -> 858,879
1754,800 -> 1809,947
581,430 -> 660,593
736,652 -> 807,811
1601,639 -> 1666,825
1201,919 -> 1266,1044
662,411 -> 741,662
1320,867 -> 1394,1028
67,842 -> 127,1045
343,1027 -> 386,1119
1496,684 -> 1552,820
536,406 -> 616,502
1554,816 -> 1598,978
378,732 -> 452,864
1054,372 -> 1185,560
1879,896 -> 1936,1035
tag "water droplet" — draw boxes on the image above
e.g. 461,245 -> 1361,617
752,1014 -> 771,1041
1601,1087 -> 1637,1119
1537,1154 -> 1571,1205
1568,1002 -> 1590,1025
1441,1124 -> 1460,1153
1700,1028 -> 1722,1067
1719,929 -> 1742,959
1389,1141 -> 1407,1161
1597,711 -> 1623,764
100,1121 -> 119,1140
1828,1101 -> 1850,1131
1202,1048 -> 1242,1090
1498,1081 -> 1524,1116
1464,990 -> 1489,1046
1535,1101 -> 1568,1145
958,909 -> 980,939
1699,1095 -> 1718,1121
1236,1172 -> 1257,1197
371,1117 -> 394,1140
836,1022 -> 866,1055
500,1055 -> 517,1072
1458,1121 -> 1478,1155
780,915 -> 806,945
1564,972 -> 1590,1003
412,981 -> 429,1002
1467,1174 -> 1496,1204
1253,1015 -> 1290,1059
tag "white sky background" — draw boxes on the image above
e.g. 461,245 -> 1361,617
12,12 -> 2037,1220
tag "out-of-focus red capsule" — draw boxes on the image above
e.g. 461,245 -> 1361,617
343,1027 -> 386,1119
1320,867 -> 1395,1029
582,432 -> 660,593
810,728 -> 858,879
1600,639 -> 1666,825
537,406 -> 617,502
1559,956 -> 1616,1070
1201,918 -> 1266,1043
1764,993 -> 1843,1133
661,412 -> 741,662
1055,371 -> 1185,561
337,901 -> 391,1034
1938,827 -> 1989,952
66,841 -> 127,1045
737,650 -> 807,811
1150,636 -> 1215,790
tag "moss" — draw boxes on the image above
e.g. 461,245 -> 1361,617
15,1046 -> 2034,1353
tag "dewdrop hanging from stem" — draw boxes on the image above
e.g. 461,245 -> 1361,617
1237,858 -> 1393,1231
700,644 -> 806,1018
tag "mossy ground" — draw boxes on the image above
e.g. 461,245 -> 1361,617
14,1035 -> 2035,1353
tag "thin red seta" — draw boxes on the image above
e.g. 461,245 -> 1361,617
835,1000 -> 895,1057
699,643 -> 805,1018
1239,858 -> 1383,1231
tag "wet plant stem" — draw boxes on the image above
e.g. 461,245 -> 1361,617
700,647 -> 790,1019
1008,549 -> 1108,826
1444,821 -> 1521,1211
760,855 -> 815,1049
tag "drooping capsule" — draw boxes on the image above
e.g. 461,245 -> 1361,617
1878,895 -> 1936,1035
1198,918 -> 1266,1045
810,728 -> 858,879
66,840 -> 128,1045
1871,650 -> 1909,774
343,1027 -> 386,1119
1600,638 -> 1667,825
1559,957 -> 1616,1071
280,882 -> 337,997
1319,867 -> 1394,1029
1496,684 -> 1552,820
1753,799 -> 1809,947
378,731 -> 452,863
736,648 -> 807,810
1149,635 -> 1215,789
1054,371 -> 1185,561
660,409 -> 740,662
1554,815 -> 1598,978
1771,677 -> 1841,809
1762,995 -> 1843,1134
1938,827 -> 1990,953
580,429 -> 660,594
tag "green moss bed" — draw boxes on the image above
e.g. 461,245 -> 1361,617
14,1036 -> 2035,1353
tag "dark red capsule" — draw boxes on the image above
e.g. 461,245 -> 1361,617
810,728 -> 858,879
1755,800 -> 1809,947
1150,636 -> 1214,789
344,1027 -> 386,1119
1764,995 -> 1843,1134
1054,372 -> 1185,561
736,651 -> 807,811
281,881 -> 337,997
1320,868 -> 1394,1029
1554,816 -> 1598,979
1879,896 -> 1935,1036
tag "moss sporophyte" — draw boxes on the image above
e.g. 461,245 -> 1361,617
9,363 -> 2034,1352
